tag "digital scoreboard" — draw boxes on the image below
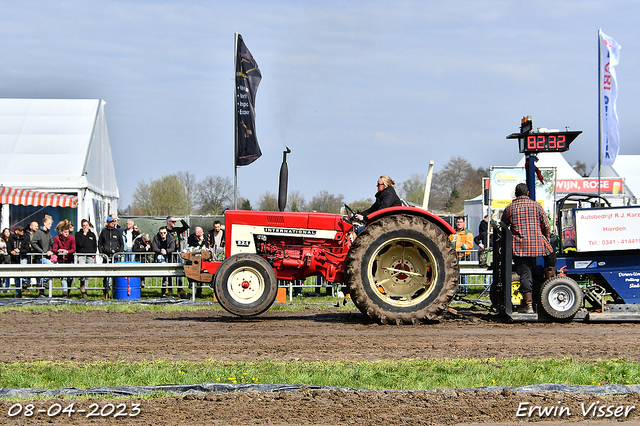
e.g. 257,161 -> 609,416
506,116 -> 581,154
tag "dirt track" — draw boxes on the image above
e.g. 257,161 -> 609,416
2,306 -> 640,425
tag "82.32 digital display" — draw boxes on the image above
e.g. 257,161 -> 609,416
526,134 -> 566,152
506,118 -> 582,154
516,130 -> 582,154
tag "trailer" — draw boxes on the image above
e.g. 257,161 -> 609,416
491,194 -> 640,321
491,117 -> 640,321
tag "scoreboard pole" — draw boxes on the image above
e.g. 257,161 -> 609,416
526,155 -> 537,201
520,117 -> 538,201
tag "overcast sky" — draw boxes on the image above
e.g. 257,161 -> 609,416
2,1 -> 639,209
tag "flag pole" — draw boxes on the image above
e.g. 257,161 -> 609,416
597,29 -> 602,203
233,32 -> 239,210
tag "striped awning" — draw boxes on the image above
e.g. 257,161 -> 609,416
0,187 -> 78,208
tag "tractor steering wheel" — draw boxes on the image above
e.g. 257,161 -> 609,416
344,204 -> 357,218
343,204 -> 364,228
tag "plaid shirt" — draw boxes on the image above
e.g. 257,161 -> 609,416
501,196 -> 552,257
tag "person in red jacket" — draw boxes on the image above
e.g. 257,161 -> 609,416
53,224 -> 76,297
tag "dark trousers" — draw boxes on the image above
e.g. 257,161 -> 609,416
513,256 -> 536,294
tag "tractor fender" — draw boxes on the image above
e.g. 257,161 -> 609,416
365,206 -> 455,236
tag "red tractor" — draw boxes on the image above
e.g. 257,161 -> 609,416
183,206 -> 459,324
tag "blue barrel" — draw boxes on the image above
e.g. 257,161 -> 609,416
114,276 -> 141,300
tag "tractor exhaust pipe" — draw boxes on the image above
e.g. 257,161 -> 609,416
278,147 -> 291,212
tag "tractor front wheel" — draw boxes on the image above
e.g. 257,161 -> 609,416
213,254 -> 278,317
345,214 -> 459,324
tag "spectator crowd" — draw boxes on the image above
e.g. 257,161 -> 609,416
0,215 -> 225,299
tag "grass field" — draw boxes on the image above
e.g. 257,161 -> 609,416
1,359 -> 638,392
4,281 -> 633,399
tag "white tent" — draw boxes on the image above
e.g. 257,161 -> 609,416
515,152 -> 582,180
0,99 -> 119,230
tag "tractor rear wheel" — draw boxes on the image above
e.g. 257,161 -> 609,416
538,276 -> 583,320
213,254 -> 278,317
345,214 -> 459,324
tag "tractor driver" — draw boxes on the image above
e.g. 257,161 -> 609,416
501,183 -> 555,314
355,175 -> 402,223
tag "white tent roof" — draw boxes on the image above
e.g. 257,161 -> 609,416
589,155 -> 640,200
515,152 -> 582,180
0,99 -> 119,198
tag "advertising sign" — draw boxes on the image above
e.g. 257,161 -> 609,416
490,168 -> 525,210
575,206 -> 640,252
489,167 -> 557,231
556,178 -> 624,194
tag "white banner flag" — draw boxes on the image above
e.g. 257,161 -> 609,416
600,30 -> 621,166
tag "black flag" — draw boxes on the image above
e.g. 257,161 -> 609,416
235,34 -> 262,166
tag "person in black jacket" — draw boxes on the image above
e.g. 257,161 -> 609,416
75,219 -> 98,298
31,215 -> 54,296
166,216 -> 189,293
132,233 -> 152,259
8,225 -> 29,297
132,233 -> 152,289
206,220 -> 225,260
187,227 -> 207,250
356,175 -> 403,223
98,216 -> 124,298
152,227 -> 177,297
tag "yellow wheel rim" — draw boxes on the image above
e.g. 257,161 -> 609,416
366,237 -> 438,307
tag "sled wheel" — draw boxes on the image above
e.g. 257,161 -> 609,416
214,254 -> 278,317
345,214 -> 459,324
539,276 -> 583,320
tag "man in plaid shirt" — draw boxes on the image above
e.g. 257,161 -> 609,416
501,183 -> 555,313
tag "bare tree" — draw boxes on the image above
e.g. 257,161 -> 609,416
429,157 -> 487,214
131,180 -> 152,216
309,190 -> 344,213
130,174 -> 189,216
151,174 -> 189,216
118,204 -> 132,216
197,175 -> 233,215
177,171 -> 199,215
400,173 -> 427,205
286,190 -> 307,212
257,191 -> 279,211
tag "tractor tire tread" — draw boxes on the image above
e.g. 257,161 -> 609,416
345,214 -> 459,325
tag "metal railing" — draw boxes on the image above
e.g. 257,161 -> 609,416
0,250 -> 494,301
0,262 -> 185,278
0,252 -> 190,299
